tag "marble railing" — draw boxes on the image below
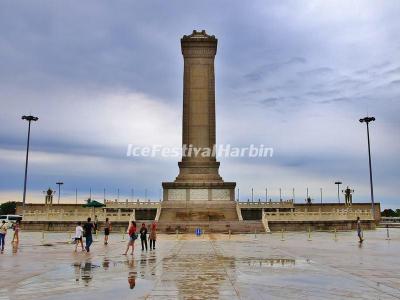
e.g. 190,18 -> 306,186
22,209 -> 135,222
105,201 -> 161,209
238,200 -> 294,209
264,209 -> 373,221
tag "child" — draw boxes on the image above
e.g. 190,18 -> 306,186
149,222 -> 157,250
124,221 -> 137,255
0,220 -> 7,253
74,221 -> 85,252
139,223 -> 148,251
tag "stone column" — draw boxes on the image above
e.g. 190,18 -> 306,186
176,30 -> 222,183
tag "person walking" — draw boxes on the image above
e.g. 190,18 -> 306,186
74,221 -> 85,252
94,215 -> 99,234
83,217 -> 94,252
124,221 -> 137,255
0,220 -> 7,253
12,220 -> 21,244
356,216 -> 364,243
139,223 -> 148,251
104,218 -> 112,245
149,222 -> 157,250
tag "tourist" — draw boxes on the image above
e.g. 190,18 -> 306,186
12,219 -> 21,244
104,217 -> 112,245
74,221 -> 85,252
83,217 -> 94,252
0,220 -> 7,253
356,216 -> 363,243
139,223 -> 148,251
149,222 -> 157,250
94,215 -> 99,234
124,221 -> 137,255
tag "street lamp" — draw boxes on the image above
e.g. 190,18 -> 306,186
359,116 -> 376,218
21,115 -> 39,207
335,181 -> 342,203
56,182 -> 64,204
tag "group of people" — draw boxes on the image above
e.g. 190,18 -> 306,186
124,221 -> 157,255
74,217 -> 157,255
0,219 -> 20,253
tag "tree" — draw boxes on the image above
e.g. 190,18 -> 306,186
381,209 -> 396,217
0,201 -> 17,215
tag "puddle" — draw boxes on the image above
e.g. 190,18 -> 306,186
234,257 -> 309,268
11,256 -> 158,299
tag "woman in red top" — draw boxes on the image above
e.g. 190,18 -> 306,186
124,221 -> 137,255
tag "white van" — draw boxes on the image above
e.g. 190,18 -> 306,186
0,215 -> 22,228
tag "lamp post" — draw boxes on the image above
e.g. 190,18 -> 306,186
56,182 -> 63,204
320,188 -> 323,204
21,115 -> 39,207
359,116 -> 376,218
335,181 -> 342,203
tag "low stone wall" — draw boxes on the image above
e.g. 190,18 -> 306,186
294,203 -> 381,220
268,220 -> 376,231
241,202 -> 380,221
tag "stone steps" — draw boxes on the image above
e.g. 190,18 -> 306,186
159,200 -> 239,222
157,220 -> 265,234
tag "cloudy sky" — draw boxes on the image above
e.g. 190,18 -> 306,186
0,0 -> 399,208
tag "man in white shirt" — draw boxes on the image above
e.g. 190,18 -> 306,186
74,221 -> 84,252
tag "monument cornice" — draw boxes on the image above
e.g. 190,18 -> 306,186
181,46 -> 217,58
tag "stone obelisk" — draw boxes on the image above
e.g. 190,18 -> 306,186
161,31 -> 237,221
176,30 -> 222,183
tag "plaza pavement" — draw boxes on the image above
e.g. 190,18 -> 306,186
0,229 -> 399,299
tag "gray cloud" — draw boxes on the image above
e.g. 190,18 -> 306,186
244,57 -> 307,81
0,0 -> 399,208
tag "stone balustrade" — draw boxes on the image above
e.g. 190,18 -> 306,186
105,200 -> 161,209
264,208 -> 373,221
238,200 -> 294,209
22,209 -> 135,222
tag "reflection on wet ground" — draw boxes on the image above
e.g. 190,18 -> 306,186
0,230 -> 399,299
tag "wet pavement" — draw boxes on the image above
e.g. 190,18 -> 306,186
0,229 -> 399,299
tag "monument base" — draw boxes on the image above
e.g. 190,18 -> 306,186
160,181 -> 238,221
162,181 -> 236,201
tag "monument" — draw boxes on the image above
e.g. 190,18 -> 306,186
161,30 -> 238,222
